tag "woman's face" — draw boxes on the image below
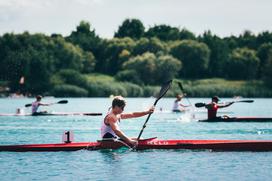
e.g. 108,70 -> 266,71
212,98 -> 218,103
118,105 -> 125,113
114,105 -> 125,114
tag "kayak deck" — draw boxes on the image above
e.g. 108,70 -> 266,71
1,137 -> 272,152
0,112 -> 102,116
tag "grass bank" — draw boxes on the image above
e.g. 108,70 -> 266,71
178,78 -> 272,98
51,74 -> 272,97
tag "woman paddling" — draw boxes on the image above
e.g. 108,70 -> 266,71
205,96 -> 233,119
172,94 -> 190,112
31,95 -> 51,115
101,96 -> 154,146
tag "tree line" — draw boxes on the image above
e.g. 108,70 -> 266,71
0,18 -> 272,96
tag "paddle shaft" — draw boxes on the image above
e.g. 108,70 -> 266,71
231,100 -> 254,103
25,100 -> 68,107
178,82 -> 192,106
137,100 -> 158,140
136,80 -> 172,140
195,100 -> 254,108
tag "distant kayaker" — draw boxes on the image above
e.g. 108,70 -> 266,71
32,95 -> 51,115
205,96 -> 233,119
172,94 -> 190,112
101,96 -> 154,146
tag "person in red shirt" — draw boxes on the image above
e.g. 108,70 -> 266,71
205,96 -> 233,119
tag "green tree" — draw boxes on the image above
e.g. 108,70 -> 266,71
145,25 -> 180,41
25,50 -> 53,94
51,37 -> 86,71
0,32 -> 93,94
122,52 -> 181,84
224,48 -> 260,80
237,30 -> 257,49
114,19 -> 145,39
170,40 -> 210,78
2,47 -> 53,94
199,31 -> 230,77
179,28 -> 196,40
257,43 -> 272,78
1,49 -> 30,92
96,38 -> 136,74
256,31 -> 272,47
154,55 -> 182,83
224,35 -> 239,50
133,37 -> 165,55
0,33 -> 54,94
82,51 -> 96,73
67,20 -> 101,52
263,53 -> 272,87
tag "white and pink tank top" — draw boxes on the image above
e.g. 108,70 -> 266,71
31,101 -> 40,113
100,114 -> 120,138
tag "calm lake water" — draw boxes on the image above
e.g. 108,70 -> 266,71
0,97 -> 272,181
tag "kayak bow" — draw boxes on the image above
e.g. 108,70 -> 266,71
1,137 -> 272,152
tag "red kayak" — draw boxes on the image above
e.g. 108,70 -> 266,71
1,137 -> 272,152
0,112 -> 102,116
199,117 -> 272,122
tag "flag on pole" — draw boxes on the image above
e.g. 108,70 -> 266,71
19,76 -> 25,85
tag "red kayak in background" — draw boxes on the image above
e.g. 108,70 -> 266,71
199,117 -> 272,122
1,137 -> 272,152
0,112 -> 102,116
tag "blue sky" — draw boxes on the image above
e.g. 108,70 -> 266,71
0,0 -> 271,38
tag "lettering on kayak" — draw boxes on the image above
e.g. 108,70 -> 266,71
146,140 -> 169,145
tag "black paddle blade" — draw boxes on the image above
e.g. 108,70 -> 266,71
137,80 -> 172,140
238,100 -> 254,103
177,82 -> 184,92
25,104 -> 32,107
83,113 -> 103,116
156,80 -> 172,101
195,102 -> 206,108
57,100 -> 68,104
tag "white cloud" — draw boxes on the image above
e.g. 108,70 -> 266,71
0,0 -> 43,9
0,0 -> 271,37
73,0 -> 104,5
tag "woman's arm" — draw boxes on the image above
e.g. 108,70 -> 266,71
205,103 -> 212,109
39,103 -> 51,106
179,104 -> 190,107
218,102 -> 234,108
108,117 -> 136,145
121,107 -> 154,119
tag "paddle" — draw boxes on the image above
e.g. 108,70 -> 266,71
25,100 -> 68,107
137,80 -> 172,140
195,100 -> 254,108
177,82 -> 192,106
